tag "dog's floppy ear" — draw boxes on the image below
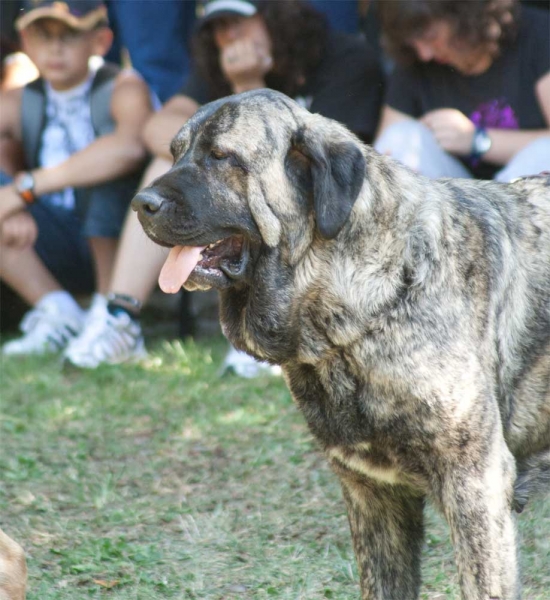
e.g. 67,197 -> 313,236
290,125 -> 365,239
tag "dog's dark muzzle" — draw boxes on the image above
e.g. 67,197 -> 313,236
131,186 -> 185,247
132,188 -> 165,219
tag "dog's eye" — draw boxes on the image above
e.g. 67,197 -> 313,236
211,149 -> 229,161
209,149 -> 248,172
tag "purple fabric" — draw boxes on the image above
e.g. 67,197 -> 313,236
470,98 -> 519,130
469,98 -> 519,167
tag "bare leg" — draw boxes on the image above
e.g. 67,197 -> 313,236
0,242 -> 61,305
62,157 -> 174,367
88,237 -> 118,295
107,156 -> 172,303
340,477 -> 425,600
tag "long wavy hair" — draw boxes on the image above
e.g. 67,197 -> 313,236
378,0 -> 519,65
192,0 -> 328,99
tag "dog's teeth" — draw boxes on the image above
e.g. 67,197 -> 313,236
207,239 -> 224,250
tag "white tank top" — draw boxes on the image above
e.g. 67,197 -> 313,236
38,67 -> 98,210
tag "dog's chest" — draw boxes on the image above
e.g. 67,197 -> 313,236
286,358 -> 433,441
326,443 -> 405,486
324,442 -> 428,490
284,355 -> 442,492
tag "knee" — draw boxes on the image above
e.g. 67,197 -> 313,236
496,136 -> 550,182
375,120 -> 434,155
511,136 -> 550,168
374,120 -> 447,176
521,136 -> 550,156
0,227 -> 26,274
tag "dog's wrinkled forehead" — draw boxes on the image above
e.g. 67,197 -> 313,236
171,90 -> 303,163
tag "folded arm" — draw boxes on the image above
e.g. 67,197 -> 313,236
31,72 -> 153,194
376,71 -> 550,166
0,73 -> 153,222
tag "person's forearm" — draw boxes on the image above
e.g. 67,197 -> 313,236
31,133 -> 147,195
483,129 -> 550,166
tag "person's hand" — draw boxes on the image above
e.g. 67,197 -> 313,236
420,109 -> 476,156
0,184 -> 25,222
220,39 -> 273,93
0,210 -> 37,248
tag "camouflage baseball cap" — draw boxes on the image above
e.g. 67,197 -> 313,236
16,0 -> 108,32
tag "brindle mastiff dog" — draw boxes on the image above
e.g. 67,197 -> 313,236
133,90 -> 550,600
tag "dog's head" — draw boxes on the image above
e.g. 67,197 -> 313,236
133,89 -> 366,293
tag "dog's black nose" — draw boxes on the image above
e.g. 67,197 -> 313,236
131,189 -> 164,216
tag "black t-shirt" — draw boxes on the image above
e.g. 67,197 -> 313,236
385,6 -> 550,177
180,32 -> 384,142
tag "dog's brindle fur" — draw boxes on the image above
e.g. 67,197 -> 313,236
133,90 -> 550,600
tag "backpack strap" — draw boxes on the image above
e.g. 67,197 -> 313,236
89,62 -> 120,136
21,77 -> 46,170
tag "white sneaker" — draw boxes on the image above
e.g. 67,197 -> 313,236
64,301 -> 146,369
2,297 -> 84,356
62,294 -> 106,356
222,346 -> 282,379
84,293 -> 108,326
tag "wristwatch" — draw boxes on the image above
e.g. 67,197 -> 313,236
14,171 -> 36,204
470,127 -> 492,162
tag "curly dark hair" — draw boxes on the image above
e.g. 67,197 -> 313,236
378,0 -> 519,65
192,0 -> 328,100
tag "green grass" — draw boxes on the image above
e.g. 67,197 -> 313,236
1,336 -> 549,599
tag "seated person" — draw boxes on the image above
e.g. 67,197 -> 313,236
64,0 -> 385,371
0,0 -> 152,356
374,0 -> 550,181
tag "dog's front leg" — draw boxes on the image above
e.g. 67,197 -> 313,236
436,437 -> 519,600
340,476 -> 425,600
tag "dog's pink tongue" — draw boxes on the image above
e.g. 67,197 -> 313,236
159,246 -> 205,293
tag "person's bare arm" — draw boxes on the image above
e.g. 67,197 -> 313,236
0,87 -> 22,139
30,72 -> 153,195
142,94 -> 200,160
0,87 -> 24,175
0,88 -> 27,221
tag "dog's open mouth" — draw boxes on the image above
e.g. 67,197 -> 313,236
159,235 -> 249,293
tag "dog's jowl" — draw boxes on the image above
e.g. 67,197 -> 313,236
133,90 -> 550,600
